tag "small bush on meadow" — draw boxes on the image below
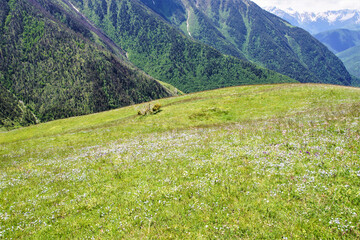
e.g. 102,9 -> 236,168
138,103 -> 162,116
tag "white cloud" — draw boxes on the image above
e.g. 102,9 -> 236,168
251,0 -> 360,12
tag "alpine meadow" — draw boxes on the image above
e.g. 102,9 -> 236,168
1,0 -> 360,239
1,84 -> 360,238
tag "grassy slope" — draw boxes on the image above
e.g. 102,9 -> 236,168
1,84 -> 360,238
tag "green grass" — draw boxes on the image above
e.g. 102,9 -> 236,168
1,83 -> 360,238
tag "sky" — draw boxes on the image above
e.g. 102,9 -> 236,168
251,0 -> 360,12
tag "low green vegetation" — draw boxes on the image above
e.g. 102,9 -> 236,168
1,84 -> 360,238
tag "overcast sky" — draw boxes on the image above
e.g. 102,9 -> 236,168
251,0 -> 360,12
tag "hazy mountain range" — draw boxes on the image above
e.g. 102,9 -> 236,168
313,29 -> 360,78
314,29 -> 360,53
266,7 -> 360,79
266,7 -> 360,34
337,44 -> 360,79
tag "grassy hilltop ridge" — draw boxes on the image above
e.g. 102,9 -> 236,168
1,83 -> 360,238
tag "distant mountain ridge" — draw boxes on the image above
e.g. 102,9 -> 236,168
68,0 -> 296,94
266,7 -> 360,34
337,45 -> 360,78
312,28 -> 360,79
314,29 -> 360,53
266,7 -> 360,79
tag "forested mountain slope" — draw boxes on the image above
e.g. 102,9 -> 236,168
139,0 -> 352,86
0,84 -> 38,129
0,0 -> 172,126
313,29 -> 360,79
67,0 -> 296,93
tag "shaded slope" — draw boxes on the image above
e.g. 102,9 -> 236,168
337,45 -> 360,78
68,0 -> 296,93
351,76 -> 360,87
314,29 -> 360,53
140,0 -> 352,86
313,29 -> 360,79
0,0 -> 172,124
0,84 -> 37,129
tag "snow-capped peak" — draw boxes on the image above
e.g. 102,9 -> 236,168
265,7 -> 360,34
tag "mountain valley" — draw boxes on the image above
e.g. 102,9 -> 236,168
2,0 -> 310,128
1,0 -> 357,129
313,29 -> 360,78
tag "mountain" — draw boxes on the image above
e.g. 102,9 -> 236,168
266,7 -> 360,34
0,0 -> 297,128
337,45 -> 360,78
136,0 -> 351,86
351,75 -> 360,87
0,0 -> 174,127
66,0 -> 296,94
1,0 -> 355,129
314,29 -> 360,78
311,29 -> 360,78
314,29 -> 360,53
265,7 -> 360,81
